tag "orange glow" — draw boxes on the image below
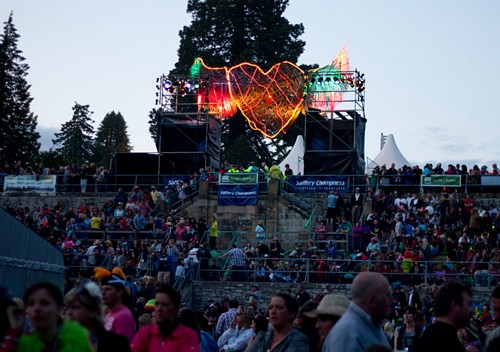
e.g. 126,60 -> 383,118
226,61 -> 304,138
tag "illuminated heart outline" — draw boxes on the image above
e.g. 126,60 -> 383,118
226,61 -> 304,139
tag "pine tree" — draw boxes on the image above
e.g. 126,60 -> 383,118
169,0 -> 306,162
93,111 -> 131,167
52,102 -> 95,165
0,12 -> 40,165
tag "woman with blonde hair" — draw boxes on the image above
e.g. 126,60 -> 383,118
65,282 -> 130,352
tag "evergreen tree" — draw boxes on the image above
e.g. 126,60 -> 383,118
0,12 -> 40,165
93,111 -> 131,167
169,0 -> 305,163
52,102 -> 94,165
148,107 -> 164,150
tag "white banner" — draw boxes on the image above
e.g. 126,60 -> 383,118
4,175 -> 57,192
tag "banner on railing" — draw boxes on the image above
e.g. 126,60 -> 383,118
218,184 -> 259,205
287,175 -> 349,193
420,175 -> 461,187
481,175 -> 500,186
4,175 -> 57,192
219,173 -> 258,184
163,175 -> 190,189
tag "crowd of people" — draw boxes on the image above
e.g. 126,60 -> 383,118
2,271 -> 500,352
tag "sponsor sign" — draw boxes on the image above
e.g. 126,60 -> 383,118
218,185 -> 259,205
219,173 -> 258,184
287,175 -> 349,193
4,175 -> 57,192
481,175 -> 500,186
420,175 -> 461,187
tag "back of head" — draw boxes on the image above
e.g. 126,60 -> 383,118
351,272 -> 384,303
433,280 -> 471,317
228,299 -> 239,309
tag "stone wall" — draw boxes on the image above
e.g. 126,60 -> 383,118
190,281 -> 494,311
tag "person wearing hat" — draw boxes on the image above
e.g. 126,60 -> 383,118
304,294 -> 350,351
94,267 -> 136,342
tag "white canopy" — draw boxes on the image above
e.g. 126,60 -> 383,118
279,135 -> 305,176
367,134 -> 410,173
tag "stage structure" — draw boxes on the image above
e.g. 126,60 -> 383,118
154,74 -> 222,175
154,48 -> 366,176
303,49 -> 367,175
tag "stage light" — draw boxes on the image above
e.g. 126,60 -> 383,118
325,77 -> 332,84
185,81 -> 192,89
194,83 -> 200,89
164,80 -> 171,89
333,77 -> 340,84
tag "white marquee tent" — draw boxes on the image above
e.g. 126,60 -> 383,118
366,134 -> 410,173
279,135 -> 305,175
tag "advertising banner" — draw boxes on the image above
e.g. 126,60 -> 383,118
481,175 -> 500,186
4,175 -> 57,192
420,175 -> 461,187
163,175 -> 189,189
219,173 -> 258,184
287,175 -> 349,193
218,184 -> 259,205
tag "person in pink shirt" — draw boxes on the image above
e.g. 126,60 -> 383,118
95,267 -> 136,342
131,284 -> 200,352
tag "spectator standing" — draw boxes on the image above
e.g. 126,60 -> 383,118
215,299 -> 239,340
255,219 -> 266,241
209,216 -> 218,250
220,244 -> 245,281
246,293 -> 309,352
415,280 -> 472,352
323,272 -> 392,352
304,294 -> 350,352
65,282 -> 130,352
130,284 -> 200,351
94,267 -> 136,342
2,282 -> 92,352
295,283 -> 311,307
484,285 -> 500,352
351,187 -> 364,224
326,191 -> 338,228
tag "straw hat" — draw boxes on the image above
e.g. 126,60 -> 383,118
304,294 -> 350,318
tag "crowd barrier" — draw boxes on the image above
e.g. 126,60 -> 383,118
3,173 -> 500,195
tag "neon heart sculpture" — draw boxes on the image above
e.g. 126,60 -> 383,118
227,61 -> 304,139
190,48 -> 349,139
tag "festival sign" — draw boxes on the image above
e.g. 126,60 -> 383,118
4,175 -> 57,192
219,173 -> 258,184
287,175 -> 349,193
163,175 -> 189,189
481,175 -> 500,186
420,175 -> 461,187
218,184 -> 259,205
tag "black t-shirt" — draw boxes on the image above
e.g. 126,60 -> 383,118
415,321 -> 464,352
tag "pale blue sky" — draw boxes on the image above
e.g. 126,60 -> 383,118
2,0 -> 499,169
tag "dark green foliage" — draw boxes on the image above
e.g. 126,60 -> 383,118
0,13 -> 40,165
93,111 -> 131,168
52,102 -> 95,165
